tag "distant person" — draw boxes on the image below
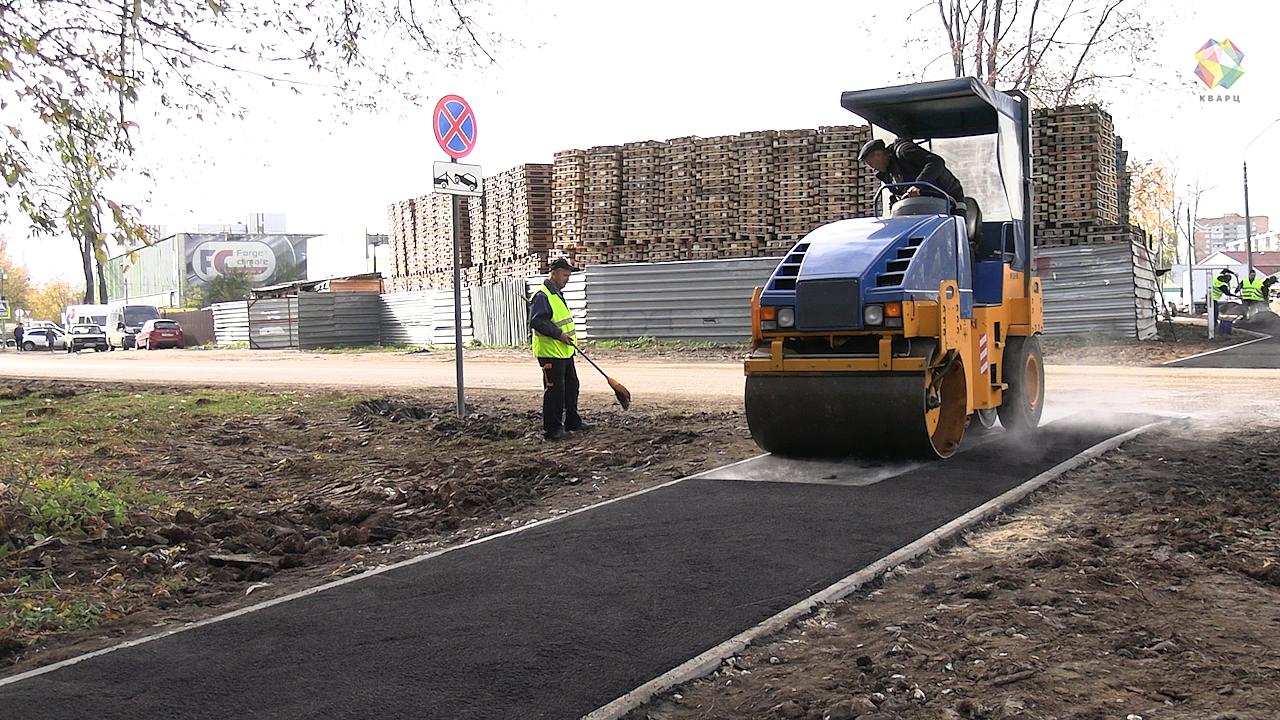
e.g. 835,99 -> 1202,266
1212,269 -> 1237,318
1241,268 -> 1267,315
12,323 -> 22,352
859,138 -> 965,205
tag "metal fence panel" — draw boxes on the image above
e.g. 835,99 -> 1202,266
160,308 -> 215,347
1040,243 -> 1156,339
248,297 -> 298,349
211,301 -> 249,346
565,258 -> 781,341
470,279 -> 529,346
298,293 -> 382,349
380,290 -> 474,347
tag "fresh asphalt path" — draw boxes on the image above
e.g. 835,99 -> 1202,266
1,416 -> 1147,720
1167,333 -> 1280,369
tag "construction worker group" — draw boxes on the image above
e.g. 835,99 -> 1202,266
1212,268 -> 1277,317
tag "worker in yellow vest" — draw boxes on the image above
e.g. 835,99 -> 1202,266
1212,268 -> 1236,318
529,258 -> 589,440
1241,269 -> 1267,312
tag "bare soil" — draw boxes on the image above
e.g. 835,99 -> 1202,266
0,381 -> 757,675
629,421 -> 1280,720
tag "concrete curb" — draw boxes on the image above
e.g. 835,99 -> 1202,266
1161,331 -> 1272,365
582,420 -> 1169,720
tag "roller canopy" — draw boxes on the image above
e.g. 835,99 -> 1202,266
840,78 -> 1023,138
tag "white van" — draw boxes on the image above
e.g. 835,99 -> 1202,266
65,304 -> 110,330
106,304 -> 162,350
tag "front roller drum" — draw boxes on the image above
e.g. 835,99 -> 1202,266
745,361 -> 968,459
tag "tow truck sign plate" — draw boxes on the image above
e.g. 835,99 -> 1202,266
433,161 -> 484,197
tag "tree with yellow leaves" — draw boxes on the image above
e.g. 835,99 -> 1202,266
28,278 -> 83,323
1127,159 -> 1178,267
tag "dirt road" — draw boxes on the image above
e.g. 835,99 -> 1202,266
2,349 -> 1279,422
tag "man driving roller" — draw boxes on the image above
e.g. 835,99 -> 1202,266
859,138 -> 965,205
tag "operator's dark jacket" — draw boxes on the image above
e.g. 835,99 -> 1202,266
528,279 -> 565,342
876,138 -> 965,203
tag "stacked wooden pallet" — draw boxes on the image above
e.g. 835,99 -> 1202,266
1033,105 -> 1135,248
387,200 -> 415,280
1033,105 -> 1119,228
552,150 -> 586,266
580,146 -> 622,266
694,135 -> 738,259
814,125 -> 873,224
1115,136 -> 1131,227
734,130 -> 777,256
772,129 -> 820,254
620,141 -> 665,263
649,136 -> 696,261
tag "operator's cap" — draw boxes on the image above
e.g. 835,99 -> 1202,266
858,138 -> 887,162
549,257 -> 581,272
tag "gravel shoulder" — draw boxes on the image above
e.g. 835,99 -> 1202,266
629,420 -> 1280,720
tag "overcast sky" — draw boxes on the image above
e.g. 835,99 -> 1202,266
5,0 -> 1279,282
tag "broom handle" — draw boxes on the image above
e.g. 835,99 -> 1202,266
520,292 -> 610,380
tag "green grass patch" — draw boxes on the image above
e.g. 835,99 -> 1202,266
1,572 -> 108,633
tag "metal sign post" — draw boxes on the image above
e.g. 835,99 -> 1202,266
432,94 -> 480,419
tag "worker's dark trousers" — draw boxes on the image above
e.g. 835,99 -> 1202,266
537,355 -> 582,435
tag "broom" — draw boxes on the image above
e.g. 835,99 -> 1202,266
521,294 -> 631,410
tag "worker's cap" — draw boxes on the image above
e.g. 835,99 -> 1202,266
548,258 -> 581,272
858,139 -> 887,162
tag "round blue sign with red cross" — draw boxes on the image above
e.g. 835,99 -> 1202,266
434,95 -> 478,160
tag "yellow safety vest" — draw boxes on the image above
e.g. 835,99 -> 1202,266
1212,275 -> 1231,300
1242,277 -> 1266,302
531,284 -> 576,358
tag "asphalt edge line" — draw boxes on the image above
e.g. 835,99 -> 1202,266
0,452 -> 769,688
583,420 -> 1168,720
1161,331 -> 1272,365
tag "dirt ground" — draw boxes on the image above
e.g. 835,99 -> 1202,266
423,331 -> 1249,367
0,381 -> 758,674
629,421 -> 1280,720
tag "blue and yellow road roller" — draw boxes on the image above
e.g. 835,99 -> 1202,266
744,78 -> 1045,458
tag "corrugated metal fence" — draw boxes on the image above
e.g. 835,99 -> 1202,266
470,279 -> 529,346
211,301 -> 249,346
160,308 -> 214,347
298,293 -> 381,349
248,298 -> 298,349
379,290 -> 474,347
1039,242 -> 1158,339
207,248 -> 1158,348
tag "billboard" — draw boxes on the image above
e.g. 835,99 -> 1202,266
183,234 -> 312,289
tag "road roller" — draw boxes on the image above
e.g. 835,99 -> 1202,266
744,78 -> 1045,458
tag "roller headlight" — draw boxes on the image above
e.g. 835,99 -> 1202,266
777,307 -> 796,328
864,304 -> 884,325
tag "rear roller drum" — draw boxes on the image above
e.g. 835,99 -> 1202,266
745,355 -> 968,459
997,335 -> 1045,431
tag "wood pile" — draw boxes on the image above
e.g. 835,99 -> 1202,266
388,106 -> 1141,289
655,136 -> 698,262
620,141 -> 665,263
1032,105 -> 1136,248
386,165 -> 551,292
580,146 -> 623,266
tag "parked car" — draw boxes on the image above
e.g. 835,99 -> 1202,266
22,327 -> 70,351
106,304 -> 161,350
67,323 -> 110,352
136,319 -> 184,350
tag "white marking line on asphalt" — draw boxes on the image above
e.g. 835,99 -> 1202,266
1161,332 -> 1272,365
0,452 -> 768,689
582,420 -> 1172,720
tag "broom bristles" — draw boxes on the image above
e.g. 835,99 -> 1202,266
607,377 -> 631,411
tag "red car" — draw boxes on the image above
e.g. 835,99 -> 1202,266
137,319 -> 185,350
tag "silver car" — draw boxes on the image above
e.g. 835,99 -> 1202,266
21,327 -> 70,352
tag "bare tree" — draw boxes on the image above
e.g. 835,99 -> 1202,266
2,0 -> 503,267
906,0 -> 1165,107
